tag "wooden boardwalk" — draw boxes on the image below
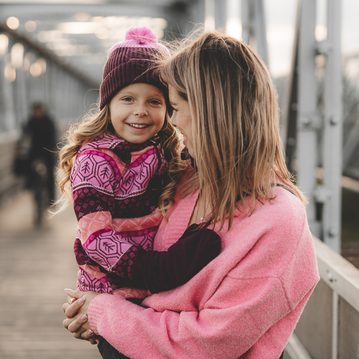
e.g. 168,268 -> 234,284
0,190 -> 357,359
0,192 -> 99,359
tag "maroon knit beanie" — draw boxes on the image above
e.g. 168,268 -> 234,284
99,27 -> 170,109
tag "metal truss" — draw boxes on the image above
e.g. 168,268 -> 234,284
205,0 -> 343,252
285,0 -> 342,252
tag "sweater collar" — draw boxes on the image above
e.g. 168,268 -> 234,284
79,132 -> 160,163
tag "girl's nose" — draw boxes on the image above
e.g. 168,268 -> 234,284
133,110 -> 148,117
133,103 -> 148,117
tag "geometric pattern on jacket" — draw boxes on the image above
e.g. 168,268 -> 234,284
71,132 -> 167,293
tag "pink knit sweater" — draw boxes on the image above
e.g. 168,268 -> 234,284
88,186 -> 319,359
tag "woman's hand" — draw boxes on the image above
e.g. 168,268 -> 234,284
62,289 -> 99,343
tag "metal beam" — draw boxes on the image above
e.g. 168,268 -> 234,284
214,0 -> 227,31
295,0 -> 320,236
321,0 -> 343,252
286,0 -> 343,251
241,0 -> 268,66
0,24 -> 98,88
0,3 -> 167,18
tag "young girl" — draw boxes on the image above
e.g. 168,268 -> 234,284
57,27 -> 221,299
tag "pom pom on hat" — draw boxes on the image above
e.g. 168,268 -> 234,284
100,26 -> 169,109
107,27 -> 166,57
125,27 -> 157,45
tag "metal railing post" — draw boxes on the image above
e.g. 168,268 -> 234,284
296,0 -> 320,236
321,0 -> 342,252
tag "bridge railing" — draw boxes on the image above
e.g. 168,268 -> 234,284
286,238 -> 359,359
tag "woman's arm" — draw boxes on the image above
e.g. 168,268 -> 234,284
63,197 -> 319,358
63,274 -> 316,359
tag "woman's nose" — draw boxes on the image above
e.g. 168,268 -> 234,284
170,114 -> 177,126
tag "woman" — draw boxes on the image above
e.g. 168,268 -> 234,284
63,31 -> 319,359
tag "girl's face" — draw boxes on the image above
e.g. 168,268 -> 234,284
168,86 -> 194,158
109,83 -> 166,144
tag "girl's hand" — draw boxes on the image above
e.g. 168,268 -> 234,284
62,289 -> 99,343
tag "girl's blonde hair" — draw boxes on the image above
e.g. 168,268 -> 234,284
57,103 -> 185,214
160,31 -> 305,228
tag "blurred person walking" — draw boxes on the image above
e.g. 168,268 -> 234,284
24,102 -> 57,206
14,102 -> 58,227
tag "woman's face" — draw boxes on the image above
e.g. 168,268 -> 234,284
168,86 -> 194,157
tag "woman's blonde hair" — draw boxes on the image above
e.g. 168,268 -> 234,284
56,103 -> 184,214
160,31 -> 305,228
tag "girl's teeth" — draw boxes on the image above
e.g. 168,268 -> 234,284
129,124 -> 147,128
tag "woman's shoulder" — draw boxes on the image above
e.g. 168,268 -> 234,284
219,185 -> 317,289
230,186 -> 306,228
260,185 -> 306,227
268,184 -> 307,222
219,186 -> 310,254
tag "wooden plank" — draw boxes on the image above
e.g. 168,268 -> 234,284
0,192 -> 99,359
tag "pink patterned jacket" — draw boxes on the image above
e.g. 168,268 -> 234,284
71,132 -> 167,293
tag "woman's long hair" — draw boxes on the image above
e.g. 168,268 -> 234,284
56,104 -> 185,215
160,31 -> 305,228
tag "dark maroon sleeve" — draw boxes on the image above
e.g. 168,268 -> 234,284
109,226 -> 221,293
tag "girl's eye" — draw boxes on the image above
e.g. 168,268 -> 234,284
149,99 -> 162,106
121,96 -> 133,102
